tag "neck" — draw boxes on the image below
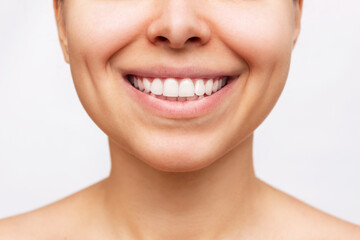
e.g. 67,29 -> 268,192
102,134 -> 262,239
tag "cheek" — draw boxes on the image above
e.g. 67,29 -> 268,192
210,3 -> 294,70
65,1 -> 153,63
208,3 -> 295,141
63,1 -> 155,136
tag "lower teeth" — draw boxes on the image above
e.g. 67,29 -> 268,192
149,93 -> 204,101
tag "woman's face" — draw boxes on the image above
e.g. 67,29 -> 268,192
56,0 -> 302,172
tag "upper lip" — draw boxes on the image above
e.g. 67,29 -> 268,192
123,66 -> 239,79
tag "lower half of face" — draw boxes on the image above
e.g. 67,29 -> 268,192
63,0 -> 298,172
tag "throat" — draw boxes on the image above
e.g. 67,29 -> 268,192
102,135 -> 258,239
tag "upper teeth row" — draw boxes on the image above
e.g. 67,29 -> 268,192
130,76 -> 227,97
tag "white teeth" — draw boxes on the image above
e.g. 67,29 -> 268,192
134,77 -> 139,89
138,79 -> 145,91
151,78 -> 163,95
212,80 -> 219,93
163,78 -> 179,97
131,75 -> 228,100
217,80 -> 222,91
195,79 -> 206,96
179,78 -> 195,97
143,78 -> 151,93
205,79 -> 213,95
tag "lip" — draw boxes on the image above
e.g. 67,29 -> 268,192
121,68 -> 239,119
123,66 -> 239,79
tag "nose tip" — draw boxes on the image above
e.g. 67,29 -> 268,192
147,3 -> 211,49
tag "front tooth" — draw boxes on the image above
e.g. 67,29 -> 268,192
163,78 -> 179,97
212,80 -> 219,93
195,79 -> 206,96
179,78 -> 195,97
177,97 -> 186,102
151,78 -> 163,95
205,79 -> 213,95
143,78 -> 151,93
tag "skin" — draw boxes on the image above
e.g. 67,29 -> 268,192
1,0 -> 360,239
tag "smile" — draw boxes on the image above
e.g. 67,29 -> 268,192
122,68 -> 239,119
127,75 -> 229,102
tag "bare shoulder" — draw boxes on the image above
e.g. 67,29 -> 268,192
259,180 -> 360,240
0,181 -> 106,240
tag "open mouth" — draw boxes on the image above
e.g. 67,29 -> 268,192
126,75 -> 230,102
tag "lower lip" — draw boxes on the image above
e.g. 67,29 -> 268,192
122,76 -> 238,119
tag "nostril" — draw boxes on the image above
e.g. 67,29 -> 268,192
188,37 -> 200,42
186,36 -> 201,45
157,36 -> 168,42
152,35 -> 202,48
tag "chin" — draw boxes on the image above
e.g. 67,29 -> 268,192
145,156 -> 215,173
137,141 -> 218,173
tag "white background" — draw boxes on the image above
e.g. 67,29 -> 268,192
0,1 -> 359,224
